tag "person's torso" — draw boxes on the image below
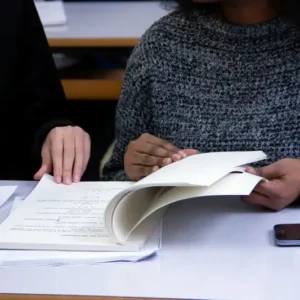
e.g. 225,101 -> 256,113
146,11 -> 300,165
0,1 -> 32,179
0,1 -> 19,103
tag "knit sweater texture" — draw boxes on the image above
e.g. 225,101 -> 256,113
102,10 -> 300,181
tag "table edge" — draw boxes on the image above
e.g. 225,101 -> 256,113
0,295 -> 171,300
48,38 -> 139,48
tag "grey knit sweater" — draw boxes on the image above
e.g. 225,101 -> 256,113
101,10 -> 300,181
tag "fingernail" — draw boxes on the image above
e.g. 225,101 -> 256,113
55,176 -> 61,184
178,151 -> 187,158
73,175 -> 80,183
164,158 -> 172,164
246,166 -> 257,175
152,166 -> 159,172
64,177 -> 71,185
172,154 -> 181,161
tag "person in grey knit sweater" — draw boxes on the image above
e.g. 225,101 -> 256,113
102,0 -> 300,210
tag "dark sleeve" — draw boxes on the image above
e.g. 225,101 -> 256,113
18,0 -> 74,169
101,40 -> 153,181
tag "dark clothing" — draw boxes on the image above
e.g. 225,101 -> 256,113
0,0 -> 72,180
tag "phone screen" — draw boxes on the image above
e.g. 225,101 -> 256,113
274,224 -> 300,241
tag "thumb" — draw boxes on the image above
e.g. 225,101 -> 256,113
34,149 -> 52,180
245,164 -> 279,180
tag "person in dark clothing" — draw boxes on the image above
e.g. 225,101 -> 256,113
1,0 -> 91,184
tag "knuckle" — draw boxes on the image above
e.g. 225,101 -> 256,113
147,144 -> 156,154
63,166 -> 73,174
143,154 -> 152,165
52,146 -> 62,154
50,127 -> 59,137
161,140 -> 169,147
140,133 -> 149,140
128,140 -> 136,149
73,126 -> 84,135
73,126 -> 81,131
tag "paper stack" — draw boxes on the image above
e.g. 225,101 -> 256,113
0,192 -> 161,268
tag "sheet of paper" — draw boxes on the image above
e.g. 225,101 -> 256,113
0,186 -> 17,208
132,172 -> 262,232
0,224 -> 162,268
34,1 -> 67,26
0,175 -> 135,251
135,151 -> 267,188
9,196 -> 25,214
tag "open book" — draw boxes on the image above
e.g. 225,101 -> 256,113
0,151 -> 267,252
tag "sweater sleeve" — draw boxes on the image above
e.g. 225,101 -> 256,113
101,40 -> 153,181
19,0 -> 74,172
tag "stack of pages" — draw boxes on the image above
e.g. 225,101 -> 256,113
0,151 -> 267,267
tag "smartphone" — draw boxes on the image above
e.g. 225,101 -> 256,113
274,224 -> 300,246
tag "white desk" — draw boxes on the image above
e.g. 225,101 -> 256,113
45,2 -> 168,47
0,181 -> 300,300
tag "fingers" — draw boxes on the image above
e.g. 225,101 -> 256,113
180,149 -> 199,156
243,190 -> 286,211
245,163 -> 282,181
259,163 -> 282,180
243,191 -> 269,205
34,145 -> 53,180
73,129 -> 85,183
161,157 -> 173,167
171,153 -> 183,162
72,129 -> 91,182
172,149 -> 199,163
244,159 -> 300,211
242,191 -> 272,208
50,128 -> 64,184
140,133 -> 179,153
40,126 -> 90,185
125,133 -> 199,181
62,132 -> 75,185
244,180 -> 293,211
127,165 -> 156,181
133,141 -> 175,158
131,152 -> 164,166
82,133 -> 91,177
34,163 -> 52,181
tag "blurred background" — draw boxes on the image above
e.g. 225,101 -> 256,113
35,0 -> 168,180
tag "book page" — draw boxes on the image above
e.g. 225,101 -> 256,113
134,151 -> 267,188
104,151 -> 266,242
126,172 -> 263,237
109,187 -> 164,244
0,175 -> 136,251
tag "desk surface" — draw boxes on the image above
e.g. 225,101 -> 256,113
45,2 -> 168,47
0,181 -> 300,300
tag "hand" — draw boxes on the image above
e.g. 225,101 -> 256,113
34,126 -> 91,184
243,159 -> 300,211
124,133 -> 198,181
